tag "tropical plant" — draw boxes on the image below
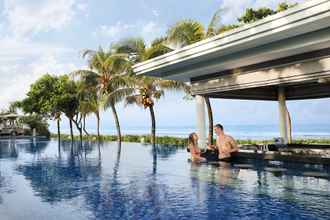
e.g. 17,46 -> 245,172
238,7 -> 275,24
277,2 -> 297,12
19,74 -> 63,141
166,20 -> 205,49
72,47 -> 131,142
55,75 -> 81,143
19,114 -> 50,137
115,75 -> 186,145
238,2 -> 297,24
112,38 -> 186,145
75,77 -> 100,137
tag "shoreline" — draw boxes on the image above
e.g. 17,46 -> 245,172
51,134 -> 330,146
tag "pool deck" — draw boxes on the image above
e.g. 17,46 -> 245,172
235,143 -> 330,165
235,150 -> 330,165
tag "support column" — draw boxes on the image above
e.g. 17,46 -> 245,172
278,87 -> 289,144
196,95 -> 207,149
286,106 -> 293,144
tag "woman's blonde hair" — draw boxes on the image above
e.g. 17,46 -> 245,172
188,132 -> 197,146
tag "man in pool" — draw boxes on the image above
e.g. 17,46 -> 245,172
213,124 -> 239,161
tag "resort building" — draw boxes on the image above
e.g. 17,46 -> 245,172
133,0 -> 330,147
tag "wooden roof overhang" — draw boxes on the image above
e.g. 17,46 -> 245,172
133,0 -> 330,100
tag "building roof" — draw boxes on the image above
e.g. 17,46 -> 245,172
133,0 -> 330,82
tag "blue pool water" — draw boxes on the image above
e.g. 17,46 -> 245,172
0,139 -> 329,220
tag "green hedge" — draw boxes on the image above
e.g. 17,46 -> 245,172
51,134 -> 330,146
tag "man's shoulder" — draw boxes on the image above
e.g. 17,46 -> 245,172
225,134 -> 235,141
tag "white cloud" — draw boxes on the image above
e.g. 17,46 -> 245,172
152,9 -> 159,17
0,0 -> 87,109
0,53 -> 79,109
2,0 -> 88,38
0,37 -> 73,63
76,2 -> 88,12
94,22 -> 135,39
94,21 -> 165,44
141,21 -> 164,42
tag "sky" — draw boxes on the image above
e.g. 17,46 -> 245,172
0,0 -> 329,134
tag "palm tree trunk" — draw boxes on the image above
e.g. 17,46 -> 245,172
79,127 -> 83,144
110,103 -> 121,143
204,97 -> 214,145
57,118 -> 61,142
83,115 -> 89,136
149,105 -> 156,145
72,120 -> 83,146
95,111 -> 100,140
69,119 -> 74,143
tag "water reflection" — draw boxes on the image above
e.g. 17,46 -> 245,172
189,160 -> 330,219
0,139 -> 18,159
15,141 -> 102,203
0,139 -> 329,219
154,144 -> 180,159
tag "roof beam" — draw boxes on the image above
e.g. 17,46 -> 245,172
191,56 -> 330,97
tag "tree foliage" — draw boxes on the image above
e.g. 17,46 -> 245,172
238,2 -> 297,24
19,115 -> 50,137
238,7 -> 276,24
20,74 -> 60,117
167,20 -> 205,48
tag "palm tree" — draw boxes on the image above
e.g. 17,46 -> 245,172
73,47 -> 130,142
125,76 -> 185,145
75,75 -> 101,138
112,38 -> 186,145
166,15 -> 234,145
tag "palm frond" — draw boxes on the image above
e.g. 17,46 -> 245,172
104,75 -> 132,93
103,87 -> 135,108
125,95 -> 143,107
158,79 -> 189,91
143,44 -> 172,60
207,8 -> 223,37
81,49 -> 96,59
70,70 -> 99,79
153,90 -> 164,99
113,38 -> 146,62
167,19 -> 205,48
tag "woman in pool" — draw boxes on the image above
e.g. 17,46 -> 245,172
188,132 -> 206,162
188,133 -> 219,162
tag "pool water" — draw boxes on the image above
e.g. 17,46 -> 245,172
0,139 -> 329,220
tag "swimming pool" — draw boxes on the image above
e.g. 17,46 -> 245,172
0,139 -> 329,220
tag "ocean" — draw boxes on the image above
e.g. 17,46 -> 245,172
56,124 -> 330,139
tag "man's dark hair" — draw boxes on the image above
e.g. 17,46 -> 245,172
214,124 -> 224,130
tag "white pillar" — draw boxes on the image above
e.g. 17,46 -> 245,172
286,107 -> 293,144
196,95 -> 207,149
278,87 -> 289,144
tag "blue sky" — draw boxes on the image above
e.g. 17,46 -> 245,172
0,0 -> 329,134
